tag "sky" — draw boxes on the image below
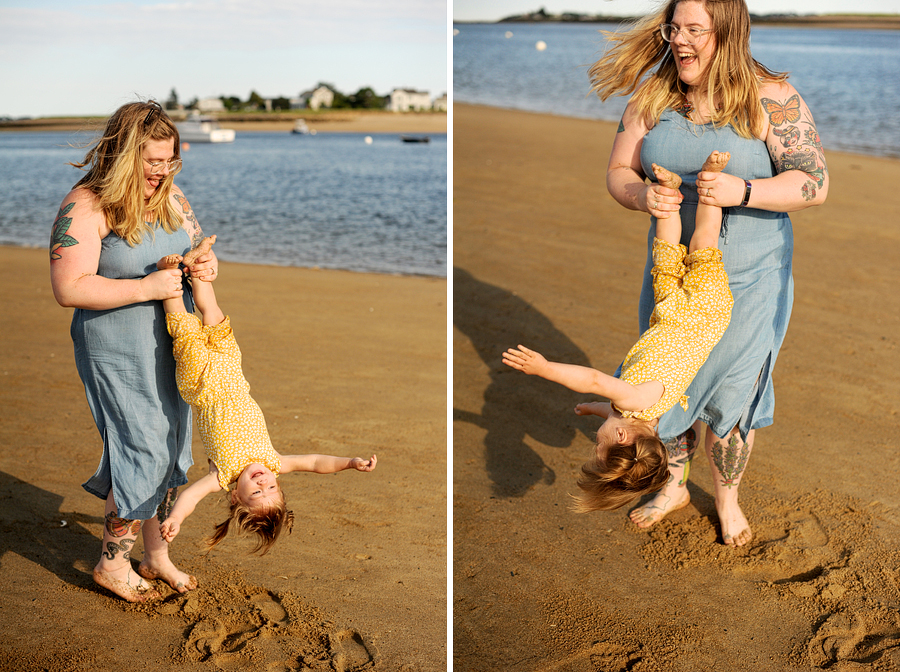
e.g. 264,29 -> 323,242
453,0 -> 900,22
0,0 -> 448,118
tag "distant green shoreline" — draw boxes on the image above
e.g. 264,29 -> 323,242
455,13 -> 900,29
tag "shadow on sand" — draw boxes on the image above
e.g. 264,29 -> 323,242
453,267 -> 599,498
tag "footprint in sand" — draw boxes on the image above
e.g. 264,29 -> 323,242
807,610 -> 900,668
329,629 -> 375,671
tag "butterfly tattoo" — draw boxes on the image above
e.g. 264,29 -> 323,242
762,94 -> 801,126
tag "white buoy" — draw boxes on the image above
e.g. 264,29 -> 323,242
505,31 -> 513,38
364,136 -> 373,145
453,28 -> 460,36
536,40 -> 547,51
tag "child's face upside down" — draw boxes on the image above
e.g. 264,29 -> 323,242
233,463 -> 283,509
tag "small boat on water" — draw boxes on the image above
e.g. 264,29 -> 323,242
176,113 -> 235,143
291,119 -> 316,135
400,135 -> 430,143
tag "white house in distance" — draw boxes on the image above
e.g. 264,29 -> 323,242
432,93 -> 447,112
292,86 -> 335,110
196,97 -> 226,113
389,88 -> 431,112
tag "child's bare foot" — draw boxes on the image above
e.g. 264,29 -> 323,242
93,565 -> 161,602
181,234 -> 217,267
701,150 -> 731,173
629,483 -> 690,528
138,558 -> 198,594
157,254 -> 183,271
651,163 -> 683,190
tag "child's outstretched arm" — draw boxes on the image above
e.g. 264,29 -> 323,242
502,345 -> 661,412
160,470 -> 222,542
279,454 -> 377,474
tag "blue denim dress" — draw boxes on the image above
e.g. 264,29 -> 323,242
75,226 -> 194,520
637,109 -> 794,441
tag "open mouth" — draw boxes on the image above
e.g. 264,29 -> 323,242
251,469 -> 265,479
678,51 -> 697,66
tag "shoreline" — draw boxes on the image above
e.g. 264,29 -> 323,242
454,101 -> 900,161
0,242 -> 447,279
455,14 -> 900,30
0,110 -> 447,134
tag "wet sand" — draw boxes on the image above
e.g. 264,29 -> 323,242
0,250 -> 447,671
453,103 -> 900,671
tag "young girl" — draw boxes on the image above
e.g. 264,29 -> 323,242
503,151 -> 733,512
156,236 -> 377,554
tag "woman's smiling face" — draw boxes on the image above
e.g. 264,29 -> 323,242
670,1 -> 717,89
141,137 -> 176,201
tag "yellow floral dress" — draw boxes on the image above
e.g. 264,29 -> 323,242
166,313 -> 280,491
615,238 -> 734,421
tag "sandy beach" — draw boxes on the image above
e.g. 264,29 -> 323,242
0,250 -> 447,670
453,103 -> 900,670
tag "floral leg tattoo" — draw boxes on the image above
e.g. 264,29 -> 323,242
101,512 -> 141,561
156,488 -> 177,525
710,434 -> 752,488
667,427 -> 697,486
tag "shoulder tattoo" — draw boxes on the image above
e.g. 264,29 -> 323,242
173,193 -> 203,246
50,202 -> 78,260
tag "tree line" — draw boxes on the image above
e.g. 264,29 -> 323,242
165,83 -> 387,112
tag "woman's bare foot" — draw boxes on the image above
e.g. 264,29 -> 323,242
701,150 -> 731,173
93,564 -> 161,602
716,494 -> 752,547
629,482 -> 691,528
137,558 -> 198,594
157,254 -> 182,271
181,234 -> 217,267
651,163 -> 683,190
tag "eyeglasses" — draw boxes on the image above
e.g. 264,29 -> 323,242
143,158 -> 182,174
659,24 -> 713,45
143,100 -> 162,127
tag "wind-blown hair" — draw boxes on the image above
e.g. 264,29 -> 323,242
588,0 -> 788,139
70,101 -> 183,246
572,421 -> 669,512
207,493 -> 295,556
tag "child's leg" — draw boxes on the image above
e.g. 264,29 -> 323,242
191,276 -> 225,327
158,236 -> 224,326
691,151 -> 730,253
650,164 -> 682,246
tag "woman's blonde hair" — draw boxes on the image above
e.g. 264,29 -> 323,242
71,101 -> 183,246
573,421 -> 670,512
588,0 -> 788,139
207,492 -> 295,556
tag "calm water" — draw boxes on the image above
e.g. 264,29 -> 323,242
453,22 -> 900,158
0,131 -> 447,276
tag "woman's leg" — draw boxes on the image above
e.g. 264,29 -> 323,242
93,492 -> 161,602
629,423 -> 699,527
137,488 -> 198,592
705,426 -> 754,547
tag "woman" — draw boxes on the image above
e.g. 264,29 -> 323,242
589,0 -> 828,546
50,101 -> 219,600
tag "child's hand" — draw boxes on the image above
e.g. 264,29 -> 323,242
351,455 -> 377,472
502,345 -> 547,376
160,518 -> 181,543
